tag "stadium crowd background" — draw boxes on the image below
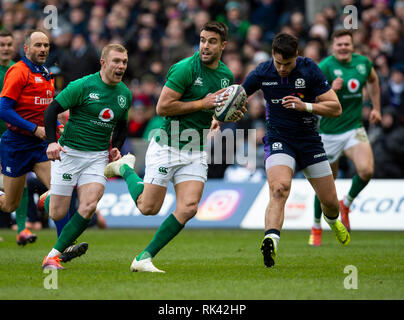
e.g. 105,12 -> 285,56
0,0 -> 404,229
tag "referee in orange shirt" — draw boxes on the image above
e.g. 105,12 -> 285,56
0,30 -> 55,245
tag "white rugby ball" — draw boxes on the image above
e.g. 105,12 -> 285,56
215,84 -> 247,122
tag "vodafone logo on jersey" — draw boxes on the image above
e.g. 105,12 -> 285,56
347,78 -> 360,93
99,108 -> 114,122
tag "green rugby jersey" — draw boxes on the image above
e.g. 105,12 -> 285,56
157,51 -> 234,150
0,61 -> 15,136
56,72 -> 131,151
318,53 -> 372,134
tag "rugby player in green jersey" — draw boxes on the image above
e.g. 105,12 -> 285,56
41,44 -> 132,269
104,21 -> 246,273
309,29 -> 381,246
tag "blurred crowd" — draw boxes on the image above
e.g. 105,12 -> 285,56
0,0 -> 403,184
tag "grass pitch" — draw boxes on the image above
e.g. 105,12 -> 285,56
0,228 -> 403,300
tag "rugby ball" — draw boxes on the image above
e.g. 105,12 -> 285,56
215,84 -> 247,122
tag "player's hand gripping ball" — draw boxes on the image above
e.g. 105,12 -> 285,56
214,84 -> 247,122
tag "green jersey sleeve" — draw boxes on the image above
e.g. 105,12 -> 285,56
55,79 -> 84,110
365,56 -> 373,79
164,60 -> 193,94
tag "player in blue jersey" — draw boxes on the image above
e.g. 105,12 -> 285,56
242,33 -> 350,268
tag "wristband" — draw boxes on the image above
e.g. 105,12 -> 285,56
32,125 -> 38,133
305,103 -> 313,113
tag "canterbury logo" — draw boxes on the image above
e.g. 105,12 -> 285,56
158,167 -> 168,175
62,173 -> 72,181
89,93 -> 100,100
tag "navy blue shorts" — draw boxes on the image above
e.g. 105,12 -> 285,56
0,130 -> 49,177
264,133 -> 328,172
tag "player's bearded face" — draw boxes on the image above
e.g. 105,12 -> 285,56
272,52 -> 297,77
199,30 -> 225,67
24,32 -> 50,65
332,35 -> 354,62
102,50 -> 128,85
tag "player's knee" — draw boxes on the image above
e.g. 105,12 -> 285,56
139,203 -> 161,216
2,202 -> 19,213
321,197 -> 339,212
49,208 -> 66,221
270,182 -> 290,200
78,201 -> 98,218
180,201 -> 199,219
358,167 -> 373,182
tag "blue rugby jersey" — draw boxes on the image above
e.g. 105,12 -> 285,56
242,56 -> 330,138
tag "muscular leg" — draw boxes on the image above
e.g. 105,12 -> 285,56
136,183 -> 167,215
33,161 -> 51,189
49,183 -> 104,256
308,174 -> 340,219
136,180 -> 204,260
265,165 -> 293,231
313,160 -> 339,225
119,163 -> 167,214
0,175 -> 26,213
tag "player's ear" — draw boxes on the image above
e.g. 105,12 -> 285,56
221,40 -> 227,51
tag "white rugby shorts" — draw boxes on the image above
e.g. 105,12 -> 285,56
320,127 -> 369,164
144,138 -> 208,188
51,145 -> 108,196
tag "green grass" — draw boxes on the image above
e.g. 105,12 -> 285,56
0,228 -> 403,300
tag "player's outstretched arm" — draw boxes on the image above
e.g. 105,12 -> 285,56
156,86 -> 228,117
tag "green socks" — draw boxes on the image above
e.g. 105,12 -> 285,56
54,211 -> 90,253
313,195 -> 322,225
137,214 -> 184,260
16,187 -> 29,233
345,174 -> 369,206
120,164 -> 144,205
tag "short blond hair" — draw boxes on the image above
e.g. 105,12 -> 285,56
101,43 -> 127,60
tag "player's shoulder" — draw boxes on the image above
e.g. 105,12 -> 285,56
297,56 -> 319,69
218,60 -> 234,77
318,55 -> 334,66
6,60 -> 29,75
296,56 -> 323,78
67,72 -> 99,89
251,59 -> 274,77
172,52 -> 198,70
116,80 -> 132,96
351,52 -> 371,64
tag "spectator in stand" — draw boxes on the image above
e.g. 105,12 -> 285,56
303,42 -> 321,64
160,18 -> 193,73
128,99 -> 148,138
185,10 -> 211,49
394,0 -> 404,22
58,33 -> 100,88
381,63 -> 404,111
382,25 -> 404,66
289,11 -> 309,46
217,1 -> 251,47
372,107 -> 404,178
250,0 -> 280,41
126,28 -> 161,82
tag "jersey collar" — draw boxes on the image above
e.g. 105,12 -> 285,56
22,56 -> 52,81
